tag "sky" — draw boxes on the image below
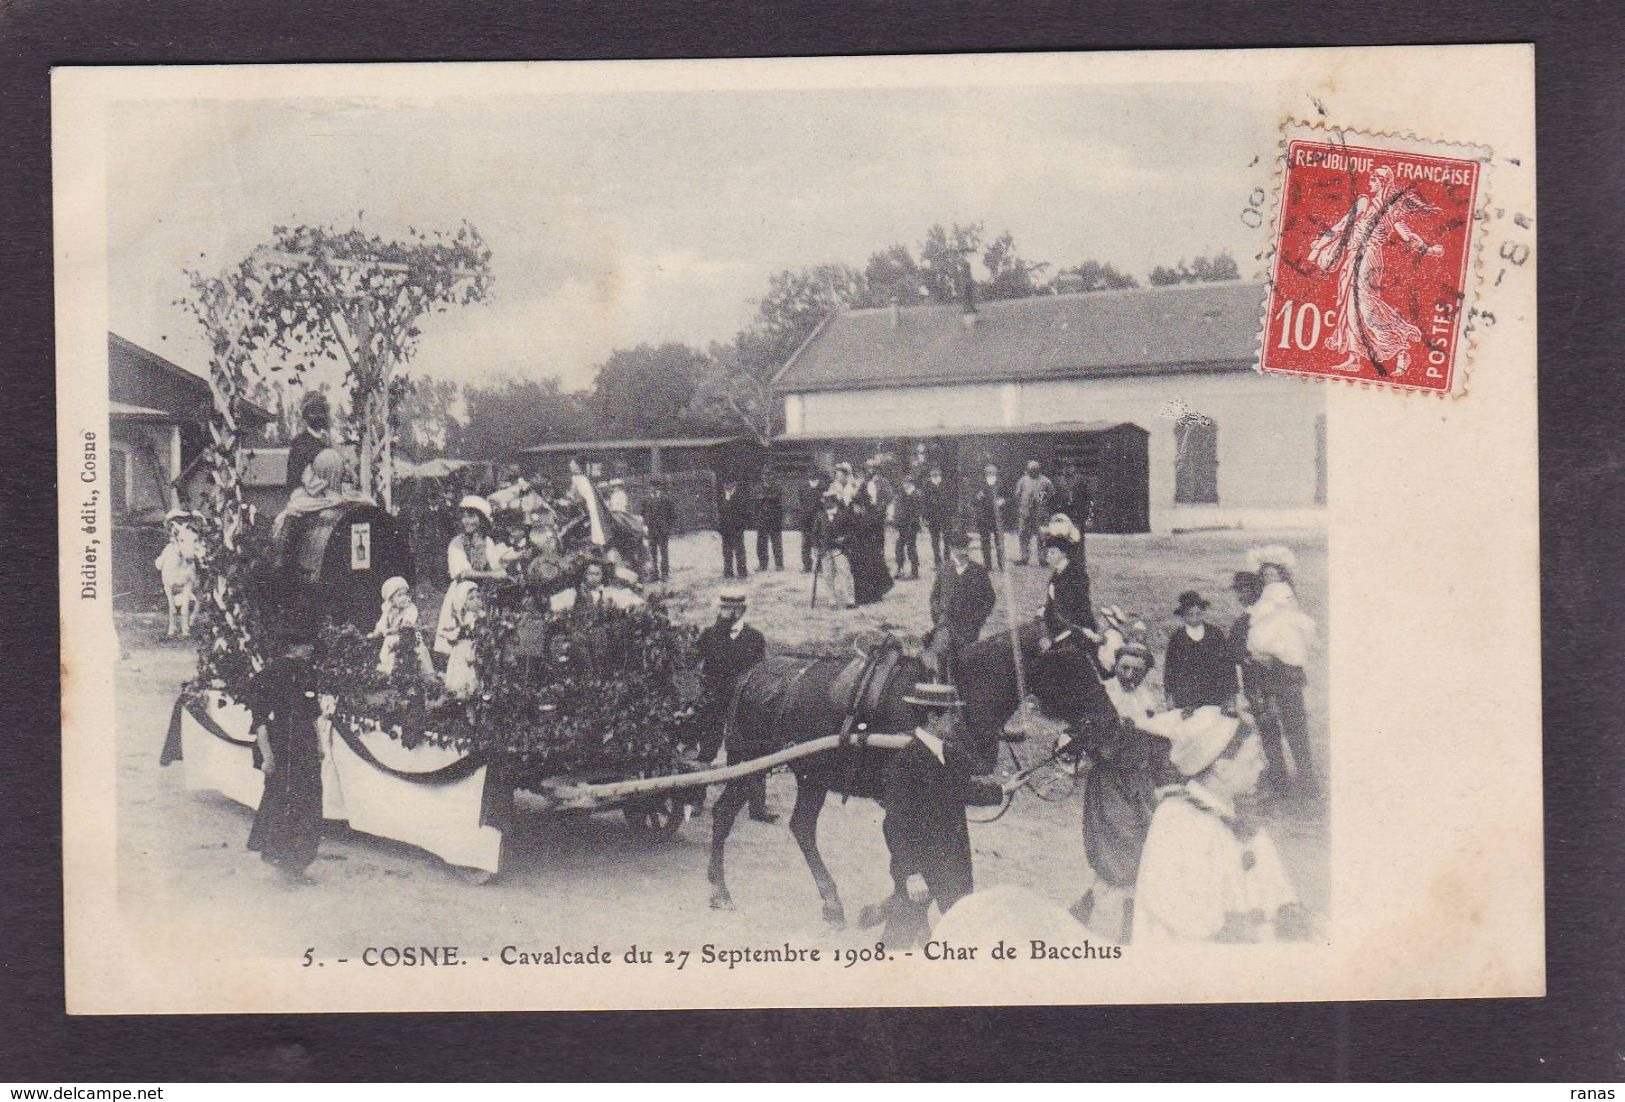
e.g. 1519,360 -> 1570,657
106,81 -> 1272,395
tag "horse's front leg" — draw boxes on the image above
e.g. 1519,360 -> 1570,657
166,596 -> 178,638
788,777 -> 845,928
707,778 -> 752,910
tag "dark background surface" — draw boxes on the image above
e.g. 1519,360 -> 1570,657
3,0 -> 1622,1081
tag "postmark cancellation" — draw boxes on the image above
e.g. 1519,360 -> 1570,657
1259,122 -> 1492,396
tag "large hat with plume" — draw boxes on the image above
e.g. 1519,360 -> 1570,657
1246,544 -> 1298,573
1045,513 -> 1082,543
458,494 -> 492,522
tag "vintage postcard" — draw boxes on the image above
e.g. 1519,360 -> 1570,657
54,45 -> 1538,1014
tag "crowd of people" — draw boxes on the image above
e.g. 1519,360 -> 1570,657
182,397 -> 1322,945
681,446 -> 1322,948
705,454 -> 1094,612
869,530 -> 1318,948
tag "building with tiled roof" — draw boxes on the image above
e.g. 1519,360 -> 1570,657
775,282 -> 1325,533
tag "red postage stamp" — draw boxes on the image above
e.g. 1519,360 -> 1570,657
1261,125 -> 1488,394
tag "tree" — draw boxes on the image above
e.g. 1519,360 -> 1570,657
391,375 -> 460,460
1149,251 -> 1242,286
860,244 -> 926,308
913,222 -> 1048,303
589,342 -> 711,440
688,263 -> 868,445
454,375 -> 599,461
1052,260 -> 1140,293
243,219 -> 494,505
918,222 -> 984,303
980,230 -> 1051,301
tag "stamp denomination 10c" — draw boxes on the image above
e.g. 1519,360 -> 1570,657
1261,124 -> 1489,394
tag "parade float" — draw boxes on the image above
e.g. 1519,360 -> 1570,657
156,222 -> 797,880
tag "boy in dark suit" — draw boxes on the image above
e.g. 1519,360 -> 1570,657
754,475 -> 784,572
969,462 -> 1005,571
927,530 -> 995,683
1164,590 -> 1235,711
892,471 -> 924,580
921,465 -> 955,568
796,468 -> 827,572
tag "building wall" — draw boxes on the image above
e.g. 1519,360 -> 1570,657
788,369 -> 1326,531
110,421 -> 178,521
793,382 -> 1007,437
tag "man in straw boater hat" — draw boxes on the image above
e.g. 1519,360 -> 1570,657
860,681 -> 1020,946
1132,706 -> 1309,944
691,588 -> 775,822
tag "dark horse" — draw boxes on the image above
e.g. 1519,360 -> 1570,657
707,619 -> 1114,926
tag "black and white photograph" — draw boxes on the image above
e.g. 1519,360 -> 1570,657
54,48 -> 1540,1013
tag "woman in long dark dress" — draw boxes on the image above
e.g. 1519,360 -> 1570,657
245,601 -> 325,881
843,497 -> 894,607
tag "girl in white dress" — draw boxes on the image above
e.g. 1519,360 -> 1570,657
371,575 -> 432,677
433,495 -> 505,663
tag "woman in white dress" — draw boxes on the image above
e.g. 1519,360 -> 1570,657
1239,544 -> 1317,796
433,495 -> 506,664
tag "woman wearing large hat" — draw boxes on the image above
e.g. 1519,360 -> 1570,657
1133,707 -> 1305,943
864,682 -> 1014,946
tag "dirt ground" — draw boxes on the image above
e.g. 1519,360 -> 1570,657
114,526 -> 1327,963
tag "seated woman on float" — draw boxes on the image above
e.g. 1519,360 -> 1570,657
270,447 -> 371,541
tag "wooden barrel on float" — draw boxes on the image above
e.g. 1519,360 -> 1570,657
279,501 -> 416,631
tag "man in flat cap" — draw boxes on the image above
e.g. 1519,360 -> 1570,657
1013,459 -> 1054,566
1133,708 -> 1307,943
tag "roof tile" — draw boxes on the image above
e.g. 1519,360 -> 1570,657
776,281 -> 1265,393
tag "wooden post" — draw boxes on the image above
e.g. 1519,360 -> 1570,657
354,304 -> 374,499
169,424 -> 182,506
